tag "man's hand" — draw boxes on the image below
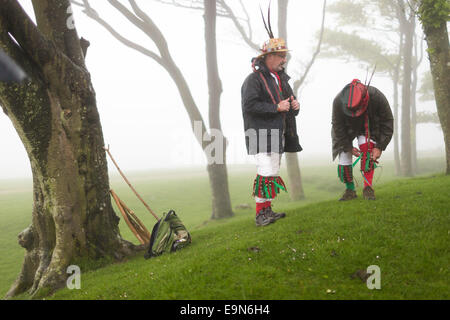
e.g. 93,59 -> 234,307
352,147 -> 361,157
371,148 -> 382,161
277,98 -> 290,112
290,95 -> 300,111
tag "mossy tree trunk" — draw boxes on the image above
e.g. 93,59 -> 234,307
0,0 -> 139,299
418,0 -> 450,174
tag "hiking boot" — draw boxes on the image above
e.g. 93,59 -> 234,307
363,186 -> 376,200
265,206 -> 286,221
255,209 -> 275,227
339,189 -> 357,201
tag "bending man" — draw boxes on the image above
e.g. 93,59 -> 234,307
332,79 -> 394,201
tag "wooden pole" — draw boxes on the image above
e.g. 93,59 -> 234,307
105,146 -> 160,221
110,189 -> 147,244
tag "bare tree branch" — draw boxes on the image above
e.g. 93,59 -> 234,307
218,0 -> 259,51
126,0 -> 170,54
151,0 -> 236,17
79,0 -> 164,65
76,0 -> 209,149
150,0 -> 259,51
152,0 -> 210,12
238,0 -> 253,41
71,0 -> 83,6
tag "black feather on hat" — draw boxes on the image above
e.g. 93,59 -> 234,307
257,2 -> 289,59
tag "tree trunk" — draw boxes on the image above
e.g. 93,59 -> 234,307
399,13 -> 414,177
278,0 -> 289,59
285,153 -> 305,200
204,0 -> 234,219
411,28 -> 423,174
421,14 -> 450,174
278,0 -> 305,200
207,163 -> 233,219
411,46 -> 418,174
0,0 -> 139,299
392,31 -> 403,175
392,71 -> 401,175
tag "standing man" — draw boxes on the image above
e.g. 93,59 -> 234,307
241,31 -> 302,226
332,79 -> 394,201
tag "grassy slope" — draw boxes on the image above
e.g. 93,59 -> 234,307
48,174 -> 449,300
0,179 -> 32,298
0,157 -> 448,299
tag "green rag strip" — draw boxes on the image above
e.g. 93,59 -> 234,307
352,153 -> 363,168
263,180 -> 270,198
255,177 -> 287,198
273,179 -> 286,192
353,152 -> 378,172
365,152 -> 370,172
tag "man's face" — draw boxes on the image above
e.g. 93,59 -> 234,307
265,52 -> 288,72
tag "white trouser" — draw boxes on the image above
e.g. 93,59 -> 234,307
338,135 -> 376,165
254,152 -> 282,203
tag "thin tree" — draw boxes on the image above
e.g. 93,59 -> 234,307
410,32 -> 424,172
281,0 -> 327,200
204,0 -> 233,219
74,0 -> 234,219
396,0 -> 417,176
0,0 -> 139,299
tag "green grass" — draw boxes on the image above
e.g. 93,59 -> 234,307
0,178 -> 32,298
0,157 -> 448,299
45,173 -> 449,300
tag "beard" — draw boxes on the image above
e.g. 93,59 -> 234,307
276,64 -> 286,72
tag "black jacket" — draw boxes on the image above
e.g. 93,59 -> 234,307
241,58 -> 302,155
331,86 -> 394,160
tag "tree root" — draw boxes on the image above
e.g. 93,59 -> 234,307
4,230 -> 145,300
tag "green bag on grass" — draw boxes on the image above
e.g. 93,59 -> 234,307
144,210 -> 191,259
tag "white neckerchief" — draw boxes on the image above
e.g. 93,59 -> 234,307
270,72 -> 279,87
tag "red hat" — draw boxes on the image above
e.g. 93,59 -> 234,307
340,79 -> 369,117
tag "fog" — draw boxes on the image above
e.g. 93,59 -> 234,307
0,0 -> 443,179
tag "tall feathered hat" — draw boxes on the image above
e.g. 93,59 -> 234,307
257,2 -> 289,59
340,66 -> 376,117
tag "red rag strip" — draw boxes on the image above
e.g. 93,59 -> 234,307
359,142 -> 375,187
271,71 -> 283,92
363,170 -> 374,187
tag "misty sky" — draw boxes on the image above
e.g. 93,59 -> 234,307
0,0 -> 443,179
